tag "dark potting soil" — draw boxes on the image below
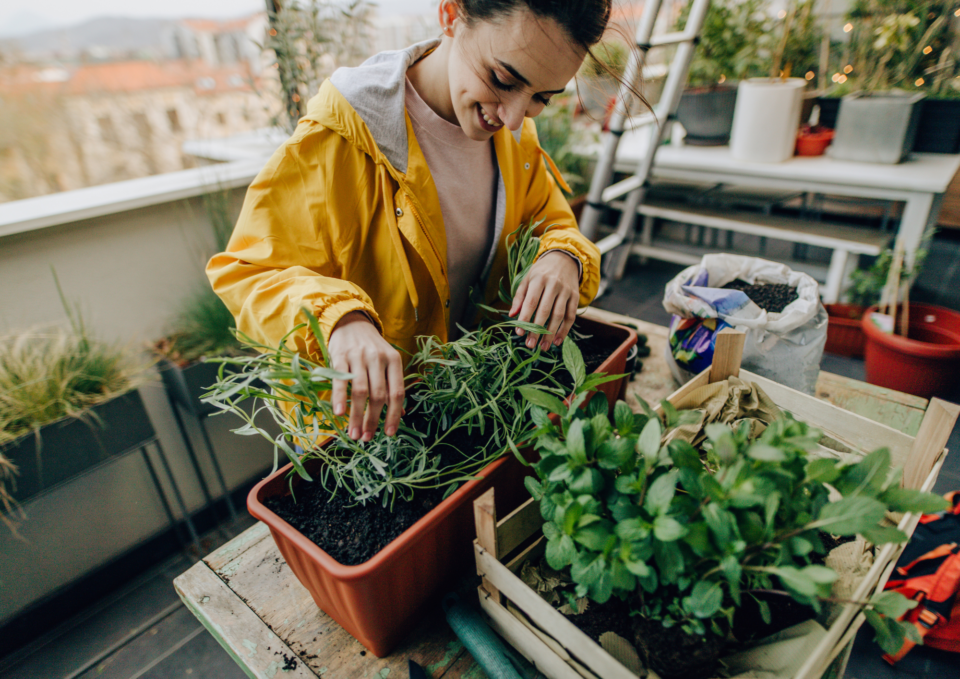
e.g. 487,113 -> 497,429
732,592 -> 815,643
633,616 -> 727,679
265,324 -> 621,566
723,279 -> 798,314
562,596 -> 635,646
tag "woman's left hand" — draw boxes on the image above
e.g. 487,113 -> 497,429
510,251 -> 580,351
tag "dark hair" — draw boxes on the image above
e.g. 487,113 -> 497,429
457,1 -> 646,116
458,0 -> 611,50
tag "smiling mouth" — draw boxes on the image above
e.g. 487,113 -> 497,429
477,104 -> 503,131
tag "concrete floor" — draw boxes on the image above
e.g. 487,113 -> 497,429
3,230 -> 959,679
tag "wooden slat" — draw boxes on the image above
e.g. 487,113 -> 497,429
506,537 -> 546,575
902,398 -> 960,490
174,560 -> 317,678
815,372 -> 927,437
479,588 -> 588,679
638,200 -> 890,253
474,488 -> 501,603
475,545 -> 639,679
203,521 -> 271,572
739,370 -> 916,465
213,528 -> 468,677
497,498 -> 543,560
653,368 -> 712,414
709,329 -> 745,383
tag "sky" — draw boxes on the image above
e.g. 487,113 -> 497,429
0,1 -> 437,36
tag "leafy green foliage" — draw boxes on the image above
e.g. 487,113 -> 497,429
204,221 -> 593,507
158,285 -> 244,365
848,243 -> 929,308
678,0 -> 821,87
523,386 -> 947,645
532,96 -> 595,198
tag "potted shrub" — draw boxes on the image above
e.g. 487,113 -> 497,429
0,291 -> 152,528
497,364 -> 949,678
729,1 -> 820,162
533,94 -> 595,219
576,39 -> 628,118
829,8 -> 946,163
912,62 -> 960,153
203,222 -> 637,657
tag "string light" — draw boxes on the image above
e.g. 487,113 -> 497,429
832,73 -> 841,82
843,65 -> 853,74
843,23 -> 853,32
838,75 -> 848,84
778,9 -> 787,18
955,8 -> 960,16
718,74 -> 726,84
805,71 -> 815,80
269,28 -> 277,36
916,77 -> 925,86
923,46 -> 933,55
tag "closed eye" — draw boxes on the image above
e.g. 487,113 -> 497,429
490,69 -> 515,92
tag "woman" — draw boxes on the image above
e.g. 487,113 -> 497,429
208,0 -> 616,445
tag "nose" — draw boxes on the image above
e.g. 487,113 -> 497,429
497,99 -> 526,132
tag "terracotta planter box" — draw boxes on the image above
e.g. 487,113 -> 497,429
824,303 -> 866,358
862,303 -> 960,400
247,316 -> 637,657
0,391 -> 154,504
472,339 -> 955,679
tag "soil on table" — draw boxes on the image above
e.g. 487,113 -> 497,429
265,321 -> 620,566
723,279 -> 798,314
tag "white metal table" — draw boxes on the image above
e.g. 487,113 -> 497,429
607,134 -> 960,271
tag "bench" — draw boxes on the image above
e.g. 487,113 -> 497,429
612,198 -> 891,303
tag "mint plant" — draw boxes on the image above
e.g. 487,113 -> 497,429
521,380 -> 948,660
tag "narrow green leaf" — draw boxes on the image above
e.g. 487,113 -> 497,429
815,496 -> 887,535
880,488 -> 950,515
636,417 -> 662,463
562,336 -> 587,387
518,386 -> 566,415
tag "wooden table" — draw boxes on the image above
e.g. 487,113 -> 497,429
174,307 -> 931,678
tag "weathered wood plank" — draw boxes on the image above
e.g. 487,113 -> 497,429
174,560 -> 317,679
815,372 -> 927,437
739,369 -> 916,465
497,496 -> 543,561
216,530 -> 467,677
475,488 -> 501,603
902,398 -> 959,490
204,521 -> 271,572
709,329 -> 745,383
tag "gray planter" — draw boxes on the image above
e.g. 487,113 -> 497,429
676,85 -> 738,146
829,90 -> 925,164
0,391 -> 154,503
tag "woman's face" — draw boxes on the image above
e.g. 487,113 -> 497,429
444,4 -> 587,141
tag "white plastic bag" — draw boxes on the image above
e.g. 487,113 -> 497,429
663,254 -> 827,394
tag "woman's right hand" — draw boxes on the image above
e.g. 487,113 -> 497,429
327,311 -> 405,441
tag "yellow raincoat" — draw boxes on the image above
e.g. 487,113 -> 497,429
207,40 -> 600,363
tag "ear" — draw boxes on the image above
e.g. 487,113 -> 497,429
438,0 -> 458,37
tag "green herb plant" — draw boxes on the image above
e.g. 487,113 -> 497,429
203,221 -> 621,508
532,96 -> 596,198
521,382 -> 948,660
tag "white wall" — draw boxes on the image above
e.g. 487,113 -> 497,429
0,182 -> 277,624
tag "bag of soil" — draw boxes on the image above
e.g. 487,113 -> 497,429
663,254 -> 827,394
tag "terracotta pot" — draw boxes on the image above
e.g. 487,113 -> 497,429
248,316 -> 637,656
795,125 -> 835,156
824,303 -> 866,358
861,303 -> 960,399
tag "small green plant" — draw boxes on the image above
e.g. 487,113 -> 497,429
533,96 -> 595,198
579,39 -> 629,80
521,381 -> 947,664
842,1 -> 955,93
847,241 -> 928,308
678,0 -> 821,87
203,221 -> 622,507
260,0 -> 373,133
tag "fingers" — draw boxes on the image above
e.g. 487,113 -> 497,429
331,355 -> 349,421
530,279 -> 559,350
510,277 -> 529,335
556,296 -> 578,345
517,276 -> 545,342
383,353 -> 405,437
346,355 -> 368,441
361,351 -> 387,442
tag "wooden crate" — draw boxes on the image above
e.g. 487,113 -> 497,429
473,330 -> 959,679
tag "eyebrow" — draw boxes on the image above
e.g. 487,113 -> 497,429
496,59 -> 566,95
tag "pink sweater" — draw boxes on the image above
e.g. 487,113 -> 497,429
404,77 -> 497,336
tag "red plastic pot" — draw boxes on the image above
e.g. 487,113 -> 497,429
861,303 -> 960,399
824,303 -> 866,358
248,316 -> 636,656
795,125 -> 835,156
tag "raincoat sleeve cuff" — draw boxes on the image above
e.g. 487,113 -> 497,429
305,299 -> 383,362
542,248 -> 583,283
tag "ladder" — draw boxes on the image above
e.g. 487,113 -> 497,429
578,0 -> 712,296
